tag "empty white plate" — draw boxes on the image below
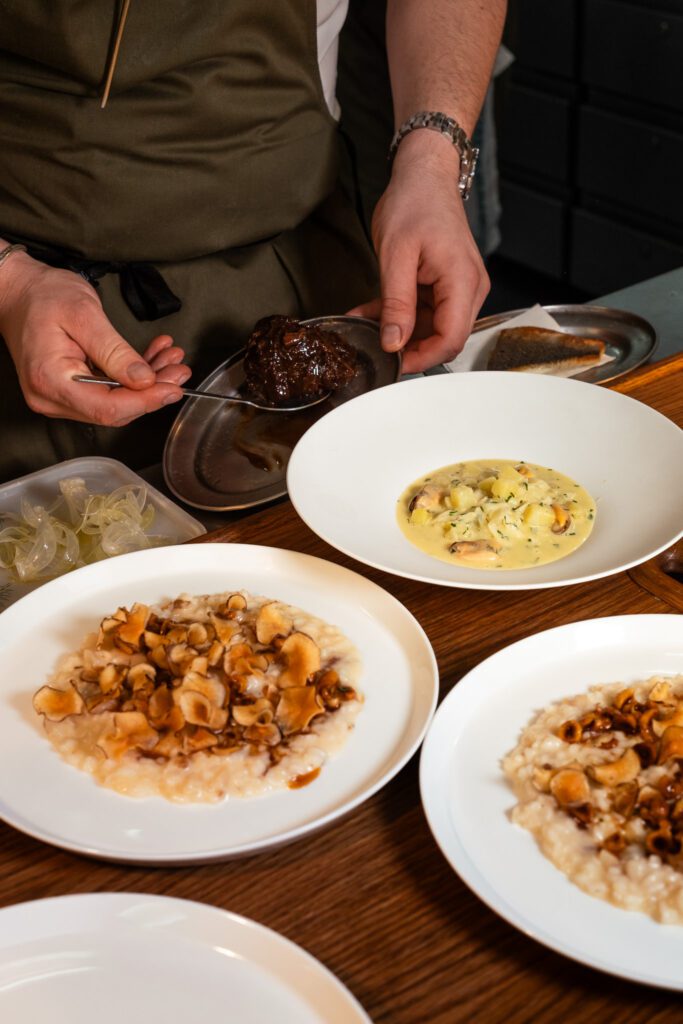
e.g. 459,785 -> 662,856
0,543 -> 437,863
420,614 -> 683,989
0,893 -> 371,1022
287,372 -> 683,589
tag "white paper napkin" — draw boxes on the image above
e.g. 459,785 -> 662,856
443,304 -> 615,377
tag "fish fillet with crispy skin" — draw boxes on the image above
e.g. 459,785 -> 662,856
487,327 -> 605,373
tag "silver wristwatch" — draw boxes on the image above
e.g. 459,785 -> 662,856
388,111 -> 479,201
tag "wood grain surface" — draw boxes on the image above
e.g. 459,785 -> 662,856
1,355 -> 682,1023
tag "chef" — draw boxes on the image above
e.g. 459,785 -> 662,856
0,1 -> 505,482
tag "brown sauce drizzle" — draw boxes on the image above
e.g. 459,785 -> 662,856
288,767 -> 321,789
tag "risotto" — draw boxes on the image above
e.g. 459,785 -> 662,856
503,675 -> 683,924
33,590 -> 362,803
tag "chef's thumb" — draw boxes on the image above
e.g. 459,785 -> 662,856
82,306 -> 155,389
378,255 -> 417,353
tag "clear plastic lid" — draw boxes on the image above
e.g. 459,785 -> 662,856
0,457 -> 206,610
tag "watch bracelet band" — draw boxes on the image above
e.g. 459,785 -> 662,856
0,243 -> 27,269
388,111 -> 479,201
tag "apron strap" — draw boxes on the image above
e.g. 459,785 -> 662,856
2,233 -> 181,321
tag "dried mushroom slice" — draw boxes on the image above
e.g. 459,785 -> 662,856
151,730 -> 184,759
652,707 -> 683,737
211,613 -> 240,645
255,602 -> 292,646
557,719 -> 582,743
649,680 -> 675,704
164,625 -> 189,645
177,690 -> 228,731
611,780 -> 639,817
33,683 -> 85,722
179,672 -> 226,708
638,707 -> 659,741
317,669 -> 357,710
188,655 -> 209,676
127,663 -> 157,691
143,629 -> 167,650
612,687 -> 635,711
549,768 -> 591,806
602,832 -> 627,856
587,747 -> 640,786
232,698 -> 274,727
186,622 -> 209,647
97,608 -> 127,646
222,593 -> 248,616
278,632 -> 321,688
183,727 -> 220,753
98,663 -> 126,695
244,722 -> 281,746
207,640 -> 224,667
531,765 -> 554,793
113,603 -> 150,652
276,685 -> 324,734
147,685 -> 175,724
98,711 -> 158,760
658,725 -> 683,763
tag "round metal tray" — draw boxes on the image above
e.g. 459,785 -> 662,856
471,304 -> 657,384
163,316 -> 400,511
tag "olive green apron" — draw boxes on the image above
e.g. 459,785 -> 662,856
0,1 -> 378,480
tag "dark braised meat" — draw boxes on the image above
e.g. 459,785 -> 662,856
243,315 -> 357,406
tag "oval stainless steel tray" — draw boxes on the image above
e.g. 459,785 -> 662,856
163,316 -> 400,511
471,304 -> 657,384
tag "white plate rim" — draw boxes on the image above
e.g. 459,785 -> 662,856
419,613 -> 683,990
0,543 -> 438,864
287,373 -> 683,591
0,891 -> 372,1022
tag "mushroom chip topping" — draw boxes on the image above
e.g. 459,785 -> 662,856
33,591 -> 362,803
503,675 -> 683,924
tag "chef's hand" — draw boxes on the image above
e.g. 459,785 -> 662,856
348,130 -> 490,374
0,252 -> 191,426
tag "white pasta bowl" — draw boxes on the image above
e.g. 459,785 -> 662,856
287,372 -> 683,589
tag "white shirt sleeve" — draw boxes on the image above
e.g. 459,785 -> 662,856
317,0 -> 350,119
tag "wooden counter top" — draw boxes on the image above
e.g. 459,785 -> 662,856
1,354 -> 682,1022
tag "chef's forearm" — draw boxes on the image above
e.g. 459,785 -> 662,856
385,0 -> 507,136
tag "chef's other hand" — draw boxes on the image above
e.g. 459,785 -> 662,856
348,130 -> 490,375
0,252 -> 190,426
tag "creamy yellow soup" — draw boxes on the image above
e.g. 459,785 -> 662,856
397,460 -> 596,570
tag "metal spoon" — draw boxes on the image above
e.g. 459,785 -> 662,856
72,374 -> 330,412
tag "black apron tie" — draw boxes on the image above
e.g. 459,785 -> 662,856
118,262 -> 182,320
3,234 -> 182,321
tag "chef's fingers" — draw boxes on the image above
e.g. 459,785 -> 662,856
346,298 -> 382,321
375,242 -> 419,354
148,346 -> 187,372
72,305 -> 156,389
400,267 -> 489,375
142,334 -> 175,362
154,363 -> 192,386
48,359 -> 183,425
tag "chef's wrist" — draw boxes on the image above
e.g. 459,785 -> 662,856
0,241 -> 45,323
390,127 -> 462,181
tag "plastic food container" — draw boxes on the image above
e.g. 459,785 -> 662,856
0,457 -> 206,610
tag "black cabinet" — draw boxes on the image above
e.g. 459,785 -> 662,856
497,0 -> 683,293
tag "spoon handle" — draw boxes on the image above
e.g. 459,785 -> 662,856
73,374 -> 262,408
71,374 -> 328,412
